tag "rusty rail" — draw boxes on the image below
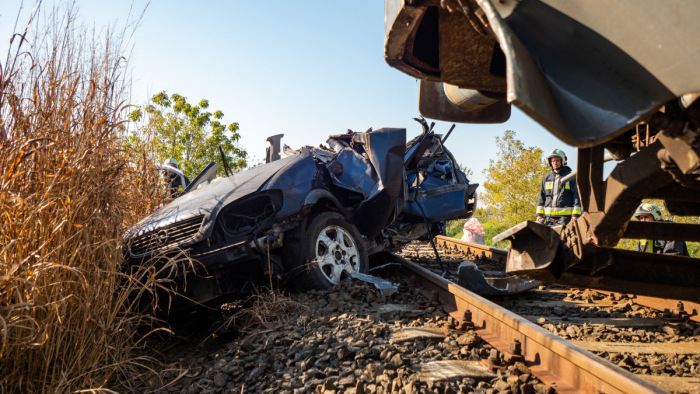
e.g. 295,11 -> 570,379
385,252 -> 665,393
437,235 -> 699,322
601,292 -> 700,323
433,235 -> 507,263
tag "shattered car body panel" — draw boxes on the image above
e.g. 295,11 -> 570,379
126,125 -> 477,312
383,129 -> 478,244
126,155 -> 299,259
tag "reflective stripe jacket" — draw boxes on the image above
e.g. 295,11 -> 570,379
167,173 -> 190,198
637,220 -> 690,256
536,166 -> 582,219
637,239 -> 689,256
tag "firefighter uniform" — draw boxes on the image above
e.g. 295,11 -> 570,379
633,203 -> 690,256
536,149 -> 582,226
637,238 -> 689,256
162,158 -> 189,199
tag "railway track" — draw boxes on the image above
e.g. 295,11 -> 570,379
151,237 -> 699,392
389,236 -> 700,393
432,235 -> 700,324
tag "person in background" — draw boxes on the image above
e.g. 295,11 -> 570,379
162,158 -> 189,198
535,149 -> 582,226
633,203 -> 689,256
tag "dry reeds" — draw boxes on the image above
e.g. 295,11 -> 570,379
224,289 -> 309,336
1,3 -> 168,392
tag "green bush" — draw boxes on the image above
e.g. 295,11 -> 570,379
445,220 -> 464,239
483,220 -> 510,249
688,242 -> 700,257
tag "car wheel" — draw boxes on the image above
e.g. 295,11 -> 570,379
293,212 -> 368,291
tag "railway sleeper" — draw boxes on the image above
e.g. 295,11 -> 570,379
385,251 -> 666,393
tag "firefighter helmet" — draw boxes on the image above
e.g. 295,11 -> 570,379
633,203 -> 663,221
163,158 -> 179,168
546,149 -> 567,168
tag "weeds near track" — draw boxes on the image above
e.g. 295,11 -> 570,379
0,3 -> 173,392
224,289 -> 308,335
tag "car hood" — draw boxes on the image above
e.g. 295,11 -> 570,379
127,153 -> 303,238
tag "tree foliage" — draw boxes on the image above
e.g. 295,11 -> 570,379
481,130 -> 549,226
457,163 -> 473,178
128,92 -> 247,178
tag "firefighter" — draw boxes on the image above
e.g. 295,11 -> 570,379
633,203 -> 689,256
162,158 -> 189,198
535,149 -> 582,226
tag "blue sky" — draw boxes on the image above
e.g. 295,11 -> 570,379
1,1 -> 575,186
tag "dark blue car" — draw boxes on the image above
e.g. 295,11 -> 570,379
125,120 -> 477,312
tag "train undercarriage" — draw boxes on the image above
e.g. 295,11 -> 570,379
495,127 -> 700,302
383,0 -> 700,302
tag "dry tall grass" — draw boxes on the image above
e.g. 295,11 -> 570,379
1,4 -> 168,392
224,290 -> 308,336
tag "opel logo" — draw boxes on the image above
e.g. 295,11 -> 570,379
156,229 -> 169,246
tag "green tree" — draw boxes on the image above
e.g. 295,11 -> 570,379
129,91 -> 247,178
481,130 -> 549,226
458,163 -> 473,179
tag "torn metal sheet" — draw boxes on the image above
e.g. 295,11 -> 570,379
400,131 -> 478,225
350,272 -> 398,296
184,162 -> 220,193
325,148 -> 379,197
457,260 -> 540,297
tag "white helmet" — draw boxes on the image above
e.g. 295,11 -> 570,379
546,148 -> 567,168
633,203 -> 663,221
163,158 -> 178,168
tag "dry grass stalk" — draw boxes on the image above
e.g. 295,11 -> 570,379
0,3 -> 171,392
225,289 -> 309,335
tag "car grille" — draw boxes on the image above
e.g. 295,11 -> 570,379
129,215 -> 205,256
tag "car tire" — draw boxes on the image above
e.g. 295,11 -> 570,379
291,212 -> 368,291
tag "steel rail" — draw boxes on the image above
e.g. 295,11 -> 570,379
385,252 -> 665,393
601,292 -> 700,323
436,235 -> 699,323
633,296 -> 700,323
434,235 -> 507,263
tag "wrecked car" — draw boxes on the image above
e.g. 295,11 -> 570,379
124,119 -> 477,312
